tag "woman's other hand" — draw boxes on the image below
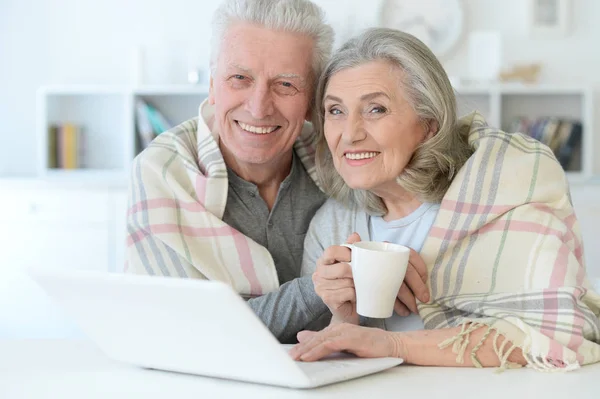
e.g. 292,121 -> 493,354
394,248 -> 430,316
289,323 -> 402,361
312,233 -> 361,325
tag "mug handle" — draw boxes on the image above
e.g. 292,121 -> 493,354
339,243 -> 353,267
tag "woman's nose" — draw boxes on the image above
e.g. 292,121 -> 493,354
341,114 -> 367,144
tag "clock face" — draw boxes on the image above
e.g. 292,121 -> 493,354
378,0 -> 464,59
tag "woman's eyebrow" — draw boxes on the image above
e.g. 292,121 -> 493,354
324,92 -> 390,104
360,91 -> 389,101
324,94 -> 343,103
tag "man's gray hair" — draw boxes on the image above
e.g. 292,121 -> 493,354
314,28 -> 472,215
210,0 -> 334,81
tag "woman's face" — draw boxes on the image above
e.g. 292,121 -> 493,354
323,60 -> 434,195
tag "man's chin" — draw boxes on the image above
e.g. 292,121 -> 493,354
232,151 -> 288,166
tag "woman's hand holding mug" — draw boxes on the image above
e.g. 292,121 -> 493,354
312,233 -> 361,325
313,233 -> 431,323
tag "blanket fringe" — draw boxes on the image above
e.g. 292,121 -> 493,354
438,322 -> 484,366
439,321 -> 581,372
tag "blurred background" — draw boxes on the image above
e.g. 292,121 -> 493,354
1,0 -> 599,338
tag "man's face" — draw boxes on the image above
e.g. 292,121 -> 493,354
209,23 -> 314,169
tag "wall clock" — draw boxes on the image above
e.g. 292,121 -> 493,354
378,0 -> 465,59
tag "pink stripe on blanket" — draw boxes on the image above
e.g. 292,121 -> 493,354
539,289 -> 586,367
128,199 -> 205,215
566,287 -> 586,365
230,227 -> 263,296
532,204 -> 583,267
126,224 -> 264,296
429,220 -> 564,241
564,213 -> 585,284
546,340 -> 568,368
196,175 -> 208,205
541,290 -> 559,342
441,200 -> 514,215
550,243 -> 570,287
127,224 -> 236,246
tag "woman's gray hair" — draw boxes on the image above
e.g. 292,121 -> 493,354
210,0 -> 334,82
314,28 -> 472,215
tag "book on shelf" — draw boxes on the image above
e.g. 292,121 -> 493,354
508,117 -> 583,171
47,123 -> 85,169
135,99 -> 173,149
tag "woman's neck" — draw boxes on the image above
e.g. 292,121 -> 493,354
373,184 -> 422,222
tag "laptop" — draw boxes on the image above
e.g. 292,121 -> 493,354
28,269 -> 403,389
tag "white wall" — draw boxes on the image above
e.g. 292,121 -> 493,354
1,0 -> 600,176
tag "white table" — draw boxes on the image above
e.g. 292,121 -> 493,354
0,340 -> 599,399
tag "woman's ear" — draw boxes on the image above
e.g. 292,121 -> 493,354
424,119 -> 439,141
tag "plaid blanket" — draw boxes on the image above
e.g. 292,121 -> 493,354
125,100 -> 319,296
420,112 -> 600,371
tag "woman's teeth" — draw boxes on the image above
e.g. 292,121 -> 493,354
345,152 -> 378,160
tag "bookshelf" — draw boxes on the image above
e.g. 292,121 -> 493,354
455,84 -> 593,182
36,85 -> 210,182
37,84 -> 593,182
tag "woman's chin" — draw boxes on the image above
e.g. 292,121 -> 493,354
344,180 -> 375,191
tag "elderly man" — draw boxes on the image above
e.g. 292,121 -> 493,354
125,0 -> 428,343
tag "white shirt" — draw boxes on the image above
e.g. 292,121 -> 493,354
369,202 -> 440,332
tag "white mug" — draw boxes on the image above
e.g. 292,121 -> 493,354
341,241 -> 410,318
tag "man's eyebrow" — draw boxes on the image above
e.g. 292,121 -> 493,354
276,73 -> 308,86
228,64 -> 252,73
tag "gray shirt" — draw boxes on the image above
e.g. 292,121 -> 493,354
222,151 -> 329,343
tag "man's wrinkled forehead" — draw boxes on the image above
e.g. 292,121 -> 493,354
217,22 -> 315,80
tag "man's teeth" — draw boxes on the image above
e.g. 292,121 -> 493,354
238,122 -> 278,134
345,152 -> 379,160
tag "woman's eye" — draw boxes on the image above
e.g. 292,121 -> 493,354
369,106 -> 387,114
328,108 -> 342,115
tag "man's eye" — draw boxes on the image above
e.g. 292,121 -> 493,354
233,75 -> 245,80
275,81 -> 298,95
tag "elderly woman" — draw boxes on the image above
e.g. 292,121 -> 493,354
289,28 -> 600,371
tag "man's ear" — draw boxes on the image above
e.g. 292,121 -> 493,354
208,76 -> 215,105
304,106 -> 312,122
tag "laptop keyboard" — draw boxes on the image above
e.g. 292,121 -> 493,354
280,345 -> 403,386
295,358 -> 360,373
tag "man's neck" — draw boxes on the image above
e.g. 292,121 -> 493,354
221,146 -> 293,210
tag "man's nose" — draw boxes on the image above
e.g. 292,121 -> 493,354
245,84 -> 274,119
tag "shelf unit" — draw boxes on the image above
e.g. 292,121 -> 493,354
454,83 -> 593,181
37,83 -> 593,183
36,85 -> 210,182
